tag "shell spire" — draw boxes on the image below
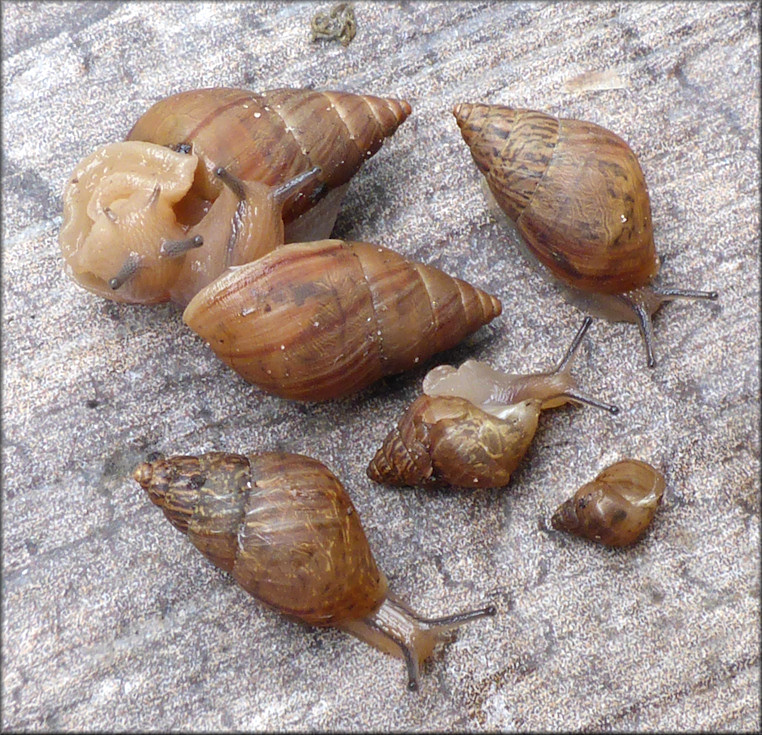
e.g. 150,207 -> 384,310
128,87 -> 412,225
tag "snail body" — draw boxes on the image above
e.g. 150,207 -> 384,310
367,317 -> 618,489
454,103 -> 718,366
182,238 -> 503,401
551,459 -> 665,546
134,451 -> 495,690
60,87 -> 411,305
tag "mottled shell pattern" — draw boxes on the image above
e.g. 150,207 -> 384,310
134,451 -> 385,625
453,102 -> 658,295
551,458 -> 666,546
453,102 -> 718,367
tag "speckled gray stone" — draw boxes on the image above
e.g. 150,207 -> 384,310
2,1 -> 759,731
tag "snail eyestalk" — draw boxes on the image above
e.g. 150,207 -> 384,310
563,390 -> 619,415
652,286 -> 719,302
215,166 -> 247,200
619,293 -> 657,367
271,166 -> 323,206
160,235 -> 204,258
554,316 -> 592,373
109,253 -> 142,290
146,182 -> 162,208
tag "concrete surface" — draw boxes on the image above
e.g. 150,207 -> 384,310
2,1 -> 759,730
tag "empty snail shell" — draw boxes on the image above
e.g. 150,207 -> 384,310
367,317 -> 618,489
454,103 -> 718,367
60,87 -> 411,305
550,459 -> 665,546
134,451 -> 496,690
182,238 -> 503,401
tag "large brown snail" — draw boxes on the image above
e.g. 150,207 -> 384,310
550,459 -> 665,546
133,451 -> 496,690
453,103 -> 718,367
367,317 -> 618,489
59,87 -> 411,306
182,238 -> 503,401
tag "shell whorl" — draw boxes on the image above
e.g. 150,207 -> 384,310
128,87 -> 412,223
134,451 -> 386,626
454,102 -> 659,295
182,239 -> 502,401
367,395 -> 541,489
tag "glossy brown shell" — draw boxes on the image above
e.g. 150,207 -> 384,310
454,103 -> 659,295
128,87 -> 412,226
367,394 -> 541,488
550,458 -> 665,546
182,239 -> 502,401
134,451 -> 386,626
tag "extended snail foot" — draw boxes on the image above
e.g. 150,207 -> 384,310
345,595 -> 496,691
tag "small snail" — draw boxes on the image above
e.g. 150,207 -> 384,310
134,451 -> 496,690
367,317 -> 618,489
453,103 -> 718,367
60,87 -> 411,305
550,458 -> 665,546
182,238 -> 503,401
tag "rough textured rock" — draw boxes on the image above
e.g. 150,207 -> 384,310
2,1 -> 759,730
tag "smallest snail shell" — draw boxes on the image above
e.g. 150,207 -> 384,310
551,459 -> 665,547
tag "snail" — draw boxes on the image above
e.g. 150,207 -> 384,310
182,238 -> 503,401
550,459 -> 665,546
453,103 -> 718,367
134,451 -> 496,690
367,317 -> 618,489
60,87 -> 411,305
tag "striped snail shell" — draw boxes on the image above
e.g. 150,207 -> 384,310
60,88 -> 411,306
454,103 -> 718,367
182,238 -> 503,401
550,459 -> 665,546
134,451 -> 496,691
367,317 -> 618,489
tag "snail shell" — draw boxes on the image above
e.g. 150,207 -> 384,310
182,238 -> 503,401
454,103 -> 718,366
550,459 -> 665,546
60,88 -> 411,306
367,317 -> 618,489
134,451 -> 495,690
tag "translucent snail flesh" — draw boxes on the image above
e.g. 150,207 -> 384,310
60,87 -> 411,305
134,451 -> 496,690
454,103 -> 718,367
550,459 -> 665,546
367,317 -> 618,489
182,238 -> 503,401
